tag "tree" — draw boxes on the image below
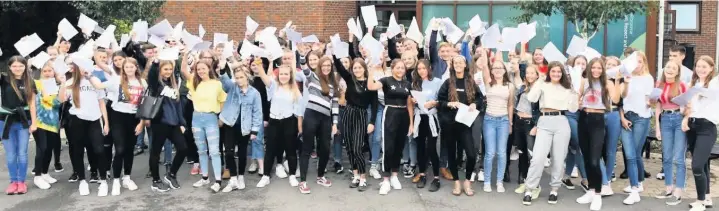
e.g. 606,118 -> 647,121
514,1 -> 656,41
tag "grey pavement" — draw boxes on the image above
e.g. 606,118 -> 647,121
0,141 -> 692,211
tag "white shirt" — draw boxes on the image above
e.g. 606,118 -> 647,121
622,74 -> 654,118
268,80 -> 302,119
680,65 -> 693,85
106,75 -> 146,114
689,77 -> 719,124
67,79 -> 105,121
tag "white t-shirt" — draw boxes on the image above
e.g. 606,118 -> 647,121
680,65 -> 693,85
106,75 -> 146,114
689,77 -> 719,125
622,74 -> 654,118
67,79 -> 105,121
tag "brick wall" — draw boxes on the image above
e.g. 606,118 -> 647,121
160,1 -> 357,42
675,1 -> 717,59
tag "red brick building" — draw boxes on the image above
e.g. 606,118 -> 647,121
670,1 -> 717,59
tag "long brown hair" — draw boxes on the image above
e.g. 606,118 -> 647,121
412,59 -> 432,91
158,60 -> 179,101
69,63 -> 84,108
523,65 -> 539,93
489,61 -> 510,87
121,58 -> 143,100
6,56 -> 35,103
584,58 -> 610,110
316,57 -> 338,96
448,58 -> 476,103
546,61 -> 573,89
192,60 -> 217,90
691,55 -> 716,88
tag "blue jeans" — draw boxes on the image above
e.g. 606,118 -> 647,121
1,121 -> 29,182
369,106 -> 383,165
333,107 -> 344,163
249,124 -> 265,160
136,129 -> 146,147
402,136 -> 417,166
660,112 -> 687,188
621,112 -> 650,187
483,115 -> 510,184
603,110 -> 622,184
564,112 -> 587,178
192,112 -> 222,180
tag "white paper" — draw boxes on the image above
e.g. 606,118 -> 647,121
360,34 -> 383,66
172,21 -> 184,39
148,35 -> 166,49
198,24 -> 206,39
0,48 -> 3,57
519,21 -> 537,43
158,47 -> 180,61
581,47 -> 602,62
622,52 -> 639,74
440,18 -> 464,44
182,33 -> 202,50
75,40 -> 95,59
411,91 -> 430,113
285,29 -> 302,43
214,33 -> 229,46
566,35 -> 588,56
498,27 -> 520,52
58,18 -> 79,41
606,66 -> 621,79
71,55 -> 95,73
31,52 -> 51,69
356,18 -> 364,39
386,13 -> 402,37
246,16 -> 260,35
239,40 -> 267,59
301,35 -> 320,43
263,35 -> 284,60
53,58 -> 69,76
332,41 -> 350,59
96,24 -> 117,49
119,34 -> 130,48
14,33 -> 45,57
455,104 -> 479,127
132,20 -> 149,42
480,24 -> 501,49
671,87 -> 706,106
221,41 -> 234,59
569,66 -> 583,93
78,13 -> 98,35
648,88 -> 663,100
468,15 -> 486,37
41,78 -> 59,95
258,27 -> 278,43
406,17 -> 423,45
541,42 -> 567,64
360,5 -> 378,28
192,41 -> 212,51
93,25 -> 105,34
149,19 -> 173,38
284,21 -> 293,31
347,18 -> 362,40
330,33 -> 342,45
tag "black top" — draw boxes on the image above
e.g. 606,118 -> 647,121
437,77 -> 484,124
333,56 -> 378,123
0,76 -> 34,109
378,76 -> 411,107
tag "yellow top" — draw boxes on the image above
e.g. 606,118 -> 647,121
186,78 -> 227,113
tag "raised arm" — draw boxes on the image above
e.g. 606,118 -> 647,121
367,66 -> 383,91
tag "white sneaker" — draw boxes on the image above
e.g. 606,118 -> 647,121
41,174 -> 57,184
600,185 -> 613,196
237,175 -> 246,190
210,183 -> 220,193
111,179 -> 121,196
483,183 -> 492,192
379,181 -> 391,195
79,180 -> 90,196
87,164 -> 91,171
623,191 -> 641,205
295,168 -> 300,177
656,172 -> 665,180
544,159 -> 551,167
477,170 -> 485,182
390,176 -> 402,189
369,164 -> 382,179
98,181 -> 108,197
497,183 -> 505,193
282,160 -> 290,174
705,198 -> 713,207
34,176 -> 51,190
469,172 -> 476,182
510,147 -> 519,161
248,162 -> 258,172
571,167 -> 579,178
690,201 -> 707,211
589,195 -> 602,210
257,176 -> 271,188
122,176 -> 138,191
222,177 -> 238,193
275,165 -> 288,179
289,175 -> 299,187
193,179 -> 210,187
576,192 -> 594,204
623,184 -> 644,193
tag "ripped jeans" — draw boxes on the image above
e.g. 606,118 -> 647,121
192,112 -> 222,181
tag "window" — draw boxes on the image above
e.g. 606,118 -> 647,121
670,2 -> 700,32
422,5 -> 453,30
456,5 -> 489,30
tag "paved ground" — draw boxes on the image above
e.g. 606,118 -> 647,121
0,140 -> 710,211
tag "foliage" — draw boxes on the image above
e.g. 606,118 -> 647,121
69,1 -> 165,27
112,19 -> 134,38
514,1 -> 656,41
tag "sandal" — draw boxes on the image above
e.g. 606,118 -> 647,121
452,182 -> 462,196
463,181 -> 475,196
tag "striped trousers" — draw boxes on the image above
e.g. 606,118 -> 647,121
340,105 -> 369,174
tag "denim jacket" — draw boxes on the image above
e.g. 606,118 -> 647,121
218,74 -> 262,136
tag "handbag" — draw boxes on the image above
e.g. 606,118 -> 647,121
136,89 -> 163,119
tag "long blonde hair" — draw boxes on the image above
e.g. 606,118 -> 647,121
277,65 -> 301,102
658,60 -> 683,99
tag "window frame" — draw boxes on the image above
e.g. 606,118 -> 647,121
668,1 -> 702,34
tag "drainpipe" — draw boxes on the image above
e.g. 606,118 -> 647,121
658,0 -> 665,76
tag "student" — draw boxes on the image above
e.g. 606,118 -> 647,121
522,61 -> 578,205
602,56 -> 623,187
620,52 -> 655,205
410,59 -> 442,191
368,59 -> 414,195
653,60 -> 687,206
30,61 -> 62,190
2,56 -> 38,195
367,53 -> 391,180
512,65 -> 540,194
667,45 -> 694,84
531,48 -> 548,75
480,56 -> 514,193
563,55 -> 588,190
684,56 -> 719,211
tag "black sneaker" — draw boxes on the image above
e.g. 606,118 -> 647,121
146,171 -> 152,178
89,172 -> 99,183
503,170 -> 511,183
163,173 -> 180,189
151,180 -> 170,192
68,172 -> 79,183
357,180 -> 368,192
403,165 -> 415,178
142,144 -> 149,150
334,162 -> 344,174
31,168 -> 36,175
620,170 -> 628,179
428,179 -> 440,192
611,173 -> 616,181
349,177 -> 359,188
417,175 -> 427,188
54,163 -> 64,172
522,194 -> 533,205
561,179 -> 575,190
580,182 -> 589,192
548,193 -> 558,204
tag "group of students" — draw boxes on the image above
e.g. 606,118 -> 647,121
1,15 -> 719,211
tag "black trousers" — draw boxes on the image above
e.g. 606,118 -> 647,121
442,121 -> 476,181
341,105 -> 369,174
579,111 -> 606,193
223,125 -> 250,176
103,103 -> 114,176
300,110 -> 331,181
416,114 -> 440,176
110,110 -> 141,178
68,115 -> 107,180
182,96 -> 198,163
264,116 -> 299,176
149,123 -> 188,181
513,116 -> 536,181
382,107 -> 410,177
687,118 -> 717,201
32,128 -> 61,175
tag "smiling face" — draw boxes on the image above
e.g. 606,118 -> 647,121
123,62 -> 137,78
417,62 -> 429,80
320,59 -> 332,76
533,49 -> 544,64
351,61 -> 366,79
278,66 -> 292,85
663,61 -> 679,80
695,59 -> 713,80
439,45 -> 452,61
525,66 -> 539,84
573,57 -> 587,71
491,62 -> 506,80
590,61 -> 603,79
392,60 -> 406,79
549,66 -> 563,83
341,57 -> 351,70
113,55 -> 125,69
196,62 -> 211,80
402,55 -> 416,69
160,63 -> 174,79
308,54 -> 320,70
234,70 -> 250,87
10,61 -> 26,78
453,56 -> 467,72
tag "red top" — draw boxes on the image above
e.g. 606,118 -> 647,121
538,65 -> 548,74
658,81 -> 687,110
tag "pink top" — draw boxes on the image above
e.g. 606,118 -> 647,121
658,81 -> 687,110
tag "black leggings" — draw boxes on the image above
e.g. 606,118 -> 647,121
32,129 -> 61,175
182,97 -> 198,163
416,114 -> 439,177
149,123 -> 188,181
513,116 -> 536,181
341,105 -> 368,174
687,118 -> 717,201
579,111 -> 606,193
264,116 -> 298,176
300,110 -> 331,181
223,125 -> 250,176
110,110 -> 141,178
382,107 -> 410,177
442,121 -> 476,181
68,115 -> 107,180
